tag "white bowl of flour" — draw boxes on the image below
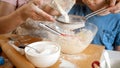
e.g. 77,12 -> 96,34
25,41 -> 61,67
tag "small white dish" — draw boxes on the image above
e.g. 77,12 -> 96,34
25,41 -> 61,68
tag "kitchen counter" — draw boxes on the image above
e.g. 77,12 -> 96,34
100,50 -> 120,68
0,34 -> 105,68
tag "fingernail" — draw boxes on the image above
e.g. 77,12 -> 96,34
49,17 -> 56,22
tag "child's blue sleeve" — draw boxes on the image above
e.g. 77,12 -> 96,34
114,32 -> 120,46
114,20 -> 120,46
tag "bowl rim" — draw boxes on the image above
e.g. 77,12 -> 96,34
24,41 -> 61,56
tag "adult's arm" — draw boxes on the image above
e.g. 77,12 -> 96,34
0,2 -> 55,34
0,1 -> 18,34
0,1 -> 16,16
0,9 -> 25,34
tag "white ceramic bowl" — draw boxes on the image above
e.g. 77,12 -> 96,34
25,41 -> 61,67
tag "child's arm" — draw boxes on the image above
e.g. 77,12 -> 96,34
115,46 -> 120,51
108,0 -> 120,13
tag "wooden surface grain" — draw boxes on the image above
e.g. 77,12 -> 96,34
0,34 -> 105,68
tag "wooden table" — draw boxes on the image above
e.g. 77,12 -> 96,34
0,34 -> 105,68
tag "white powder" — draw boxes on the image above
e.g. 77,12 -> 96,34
53,0 -> 70,23
56,15 -> 85,32
62,54 -> 89,60
56,20 -> 85,31
59,58 -> 78,68
55,29 -> 93,54
26,44 -> 58,56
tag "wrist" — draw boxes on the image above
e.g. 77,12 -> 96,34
16,5 -> 29,21
15,11 -> 26,22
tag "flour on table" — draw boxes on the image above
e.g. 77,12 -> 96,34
59,58 -> 78,68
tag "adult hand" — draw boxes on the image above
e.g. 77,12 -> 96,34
108,0 -> 120,13
18,0 -> 60,22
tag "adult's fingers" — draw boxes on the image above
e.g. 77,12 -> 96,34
43,4 -> 61,16
31,3 -> 55,21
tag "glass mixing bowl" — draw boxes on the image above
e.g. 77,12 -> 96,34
48,15 -> 98,54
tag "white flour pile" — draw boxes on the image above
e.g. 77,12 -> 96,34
26,44 -> 58,56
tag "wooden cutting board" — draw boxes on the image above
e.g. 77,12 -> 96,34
50,44 -> 105,68
0,34 -> 105,68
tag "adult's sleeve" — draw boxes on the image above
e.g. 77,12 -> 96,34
1,0 -> 17,6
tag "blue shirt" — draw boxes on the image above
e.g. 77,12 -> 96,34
69,4 -> 120,50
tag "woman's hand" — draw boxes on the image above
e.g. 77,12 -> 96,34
18,0 -> 60,22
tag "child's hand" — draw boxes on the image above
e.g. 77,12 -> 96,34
108,0 -> 120,13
